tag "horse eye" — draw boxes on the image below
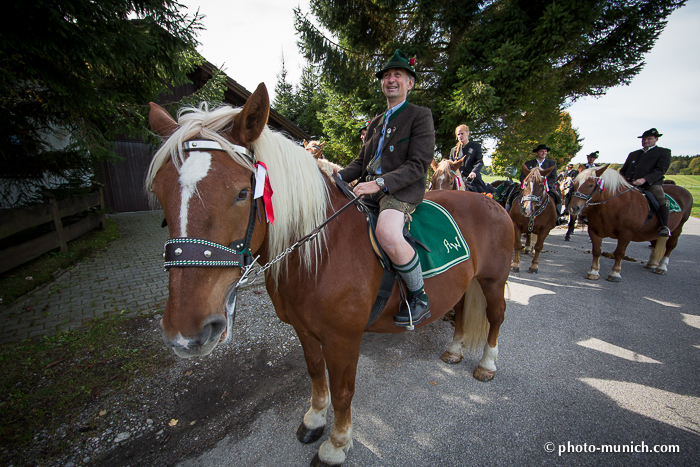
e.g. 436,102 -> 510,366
236,189 -> 249,201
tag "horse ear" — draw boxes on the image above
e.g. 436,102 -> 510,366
232,83 -> 270,145
303,139 -> 308,147
149,102 -> 178,139
521,163 -> 530,177
431,159 -> 439,171
451,156 -> 466,170
541,166 -> 555,177
595,164 -> 609,177
319,142 -> 326,149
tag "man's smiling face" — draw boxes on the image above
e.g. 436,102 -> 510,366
381,68 -> 414,105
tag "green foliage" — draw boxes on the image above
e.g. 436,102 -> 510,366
0,311 -> 175,456
1,0 -> 204,203
273,60 -> 327,138
492,111 -> 582,176
294,0 -> 685,166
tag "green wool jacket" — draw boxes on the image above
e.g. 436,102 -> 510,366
339,102 -> 435,205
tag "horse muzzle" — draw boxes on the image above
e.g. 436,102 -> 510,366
162,313 -> 228,358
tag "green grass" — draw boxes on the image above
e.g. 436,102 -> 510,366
0,311 -> 175,458
0,218 -> 120,306
665,175 -> 700,218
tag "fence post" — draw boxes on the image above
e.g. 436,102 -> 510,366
46,193 -> 68,253
98,186 -> 107,230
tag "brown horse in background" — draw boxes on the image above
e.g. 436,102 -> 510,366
509,164 -> 557,273
304,139 -> 326,160
429,156 -> 466,190
146,84 -> 514,466
568,165 -> 693,281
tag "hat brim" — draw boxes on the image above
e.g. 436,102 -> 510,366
638,134 -> 662,138
375,64 -> 416,80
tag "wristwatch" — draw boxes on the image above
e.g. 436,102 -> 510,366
375,177 -> 386,191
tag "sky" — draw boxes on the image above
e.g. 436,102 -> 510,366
179,0 -> 700,165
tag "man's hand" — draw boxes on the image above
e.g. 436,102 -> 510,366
467,172 -> 476,179
633,178 -> 646,186
353,181 -> 381,196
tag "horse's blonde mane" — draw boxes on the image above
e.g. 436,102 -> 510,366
575,167 -> 631,195
524,166 -> 544,184
146,103 -> 330,284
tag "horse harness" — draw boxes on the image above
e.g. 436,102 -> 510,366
519,187 -> 550,233
160,139 -> 378,329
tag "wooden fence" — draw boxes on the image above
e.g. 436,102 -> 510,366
0,189 -> 107,274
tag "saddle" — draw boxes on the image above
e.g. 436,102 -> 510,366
640,189 -> 682,229
333,176 -> 470,327
334,176 -> 422,327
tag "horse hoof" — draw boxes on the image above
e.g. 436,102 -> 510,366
606,275 -> 622,282
311,453 -> 342,467
585,274 -> 599,280
441,351 -> 463,364
654,268 -> 667,275
473,366 -> 495,382
511,267 -> 520,273
528,267 -> 538,274
297,423 -> 325,444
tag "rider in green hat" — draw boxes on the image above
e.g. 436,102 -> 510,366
338,49 -> 434,328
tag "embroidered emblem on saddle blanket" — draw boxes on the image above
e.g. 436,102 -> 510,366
666,193 -> 681,213
408,200 -> 470,278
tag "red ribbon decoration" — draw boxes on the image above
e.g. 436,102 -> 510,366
254,162 -> 274,224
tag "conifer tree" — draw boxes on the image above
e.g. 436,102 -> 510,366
294,0 -> 686,167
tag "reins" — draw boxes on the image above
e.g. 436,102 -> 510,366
571,178 -> 635,208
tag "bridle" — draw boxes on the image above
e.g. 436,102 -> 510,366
519,178 -> 550,232
570,177 -> 635,208
163,140 -> 259,271
160,139 -> 361,342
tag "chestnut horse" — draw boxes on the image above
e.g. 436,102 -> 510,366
146,84 -> 513,466
429,156 -> 466,190
304,139 -> 326,160
509,164 -> 557,273
568,165 -> 693,281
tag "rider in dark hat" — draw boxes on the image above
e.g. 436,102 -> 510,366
506,144 -> 563,224
338,49 -> 434,328
620,128 -> 672,236
585,151 -> 599,169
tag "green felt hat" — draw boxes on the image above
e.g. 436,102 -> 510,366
375,49 -> 416,79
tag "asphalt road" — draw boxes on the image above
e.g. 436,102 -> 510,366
177,218 -> 700,467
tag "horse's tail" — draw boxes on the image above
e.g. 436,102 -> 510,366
461,279 -> 489,352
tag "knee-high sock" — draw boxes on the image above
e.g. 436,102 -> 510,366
395,251 -> 424,296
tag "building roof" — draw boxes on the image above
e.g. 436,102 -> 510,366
193,62 -> 310,142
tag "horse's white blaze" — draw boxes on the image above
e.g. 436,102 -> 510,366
479,343 -> 498,371
318,429 -> 353,464
178,152 -> 212,237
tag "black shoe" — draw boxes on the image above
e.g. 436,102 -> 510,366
394,293 -> 431,328
657,226 -> 671,237
564,235 -> 571,242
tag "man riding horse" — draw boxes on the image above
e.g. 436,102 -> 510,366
337,49 -> 434,328
619,128 -> 672,237
506,144 -> 564,224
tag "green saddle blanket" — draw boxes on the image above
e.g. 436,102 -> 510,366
408,200 -> 470,278
666,193 -> 681,213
